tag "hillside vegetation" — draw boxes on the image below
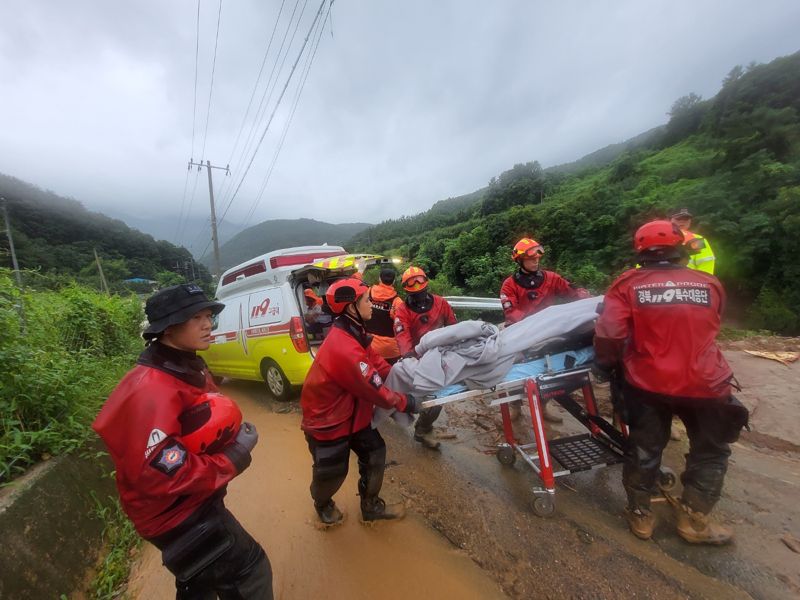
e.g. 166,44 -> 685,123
0,174 -> 210,291
0,269 -> 142,482
353,51 -> 800,334
204,217 -> 372,269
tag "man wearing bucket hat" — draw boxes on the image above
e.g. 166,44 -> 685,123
93,284 -> 273,598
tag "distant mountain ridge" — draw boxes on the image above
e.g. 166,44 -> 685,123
201,218 -> 372,269
0,173 -> 208,284
101,210 -> 246,251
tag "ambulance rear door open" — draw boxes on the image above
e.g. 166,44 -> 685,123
290,254 -> 393,355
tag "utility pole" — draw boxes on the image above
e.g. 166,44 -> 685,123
188,159 -> 230,279
186,259 -> 196,281
93,248 -> 109,294
1,197 -> 23,288
1,197 -> 27,333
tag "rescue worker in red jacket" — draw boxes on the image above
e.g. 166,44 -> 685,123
500,238 -> 589,423
594,220 -> 742,545
364,266 -> 403,364
301,277 -> 422,526
93,284 -> 273,598
500,237 -> 590,325
394,266 -> 457,449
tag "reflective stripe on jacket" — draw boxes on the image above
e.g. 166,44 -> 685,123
684,231 -> 716,274
365,283 -> 402,359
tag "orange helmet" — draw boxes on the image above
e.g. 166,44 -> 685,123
401,266 -> 429,292
633,220 -> 684,253
303,288 -> 322,305
511,238 -> 544,261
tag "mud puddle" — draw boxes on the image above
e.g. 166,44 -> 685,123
127,384 -> 504,600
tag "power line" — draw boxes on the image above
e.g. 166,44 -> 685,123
174,0 -> 203,243
219,0 -> 328,228
242,1 -> 333,228
198,0 -> 224,163
216,0 -> 306,217
214,0 -> 288,206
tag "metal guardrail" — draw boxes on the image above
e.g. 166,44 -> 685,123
443,296 -> 503,310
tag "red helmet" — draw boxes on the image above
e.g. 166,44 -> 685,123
179,392 -> 242,454
511,238 -> 544,261
401,266 -> 428,292
633,220 -> 684,253
325,277 -> 369,314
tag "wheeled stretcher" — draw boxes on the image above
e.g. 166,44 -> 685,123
420,348 -> 676,517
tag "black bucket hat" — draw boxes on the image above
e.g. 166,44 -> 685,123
142,283 -> 224,339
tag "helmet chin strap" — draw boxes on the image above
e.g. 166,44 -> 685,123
344,303 -> 366,327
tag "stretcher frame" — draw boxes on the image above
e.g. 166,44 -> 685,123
422,362 -> 676,517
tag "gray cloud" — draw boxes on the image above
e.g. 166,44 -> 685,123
1,1 -> 798,253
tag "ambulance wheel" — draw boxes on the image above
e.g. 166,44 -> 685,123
496,445 -> 516,466
658,466 -> 677,492
261,359 -> 291,402
531,495 -> 555,518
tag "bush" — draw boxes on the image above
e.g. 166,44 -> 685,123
0,270 -> 142,482
748,286 -> 799,334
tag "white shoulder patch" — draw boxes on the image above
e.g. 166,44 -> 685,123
144,428 -> 168,458
359,361 -> 369,377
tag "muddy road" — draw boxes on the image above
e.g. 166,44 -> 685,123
129,350 -> 800,599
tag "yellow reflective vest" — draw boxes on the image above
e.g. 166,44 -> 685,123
684,231 -> 715,274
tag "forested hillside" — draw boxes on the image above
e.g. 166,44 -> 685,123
0,174 -> 208,290
205,217 -> 372,269
353,51 -> 800,334
350,128 -> 665,248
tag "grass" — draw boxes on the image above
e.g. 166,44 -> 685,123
88,492 -> 142,600
718,325 -> 775,341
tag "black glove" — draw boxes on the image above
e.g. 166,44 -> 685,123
223,422 -> 258,474
591,362 -> 613,384
403,394 -> 422,414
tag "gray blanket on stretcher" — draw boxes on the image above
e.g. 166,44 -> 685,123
373,296 -> 602,427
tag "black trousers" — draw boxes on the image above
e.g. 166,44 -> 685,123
305,426 -> 386,509
152,499 -> 273,600
623,385 -> 731,513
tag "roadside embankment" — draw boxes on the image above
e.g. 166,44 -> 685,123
0,445 -> 115,599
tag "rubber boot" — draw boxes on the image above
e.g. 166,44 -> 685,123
675,501 -> 733,545
361,497 -> 405,522
414,430 -> 441,450
624,507 -> 655,540
315,500 -> 344,526
542,401 -> 563,424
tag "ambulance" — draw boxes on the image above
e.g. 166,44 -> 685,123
199,246 -> 392,400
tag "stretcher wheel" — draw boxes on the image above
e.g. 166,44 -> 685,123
658,466 -> 677,491
531,495 -> 555,517
496,445 -> 516,466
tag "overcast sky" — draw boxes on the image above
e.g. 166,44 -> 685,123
1,1 -> 798,253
